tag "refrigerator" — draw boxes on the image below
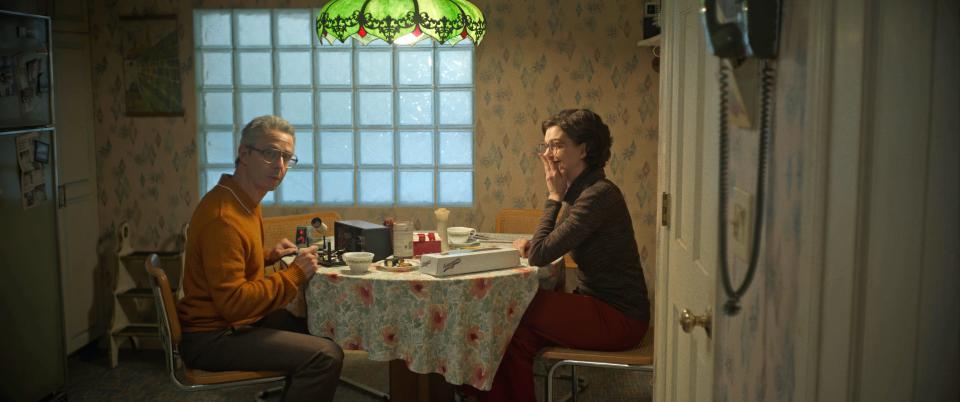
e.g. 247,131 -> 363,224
0,10 -> 67,402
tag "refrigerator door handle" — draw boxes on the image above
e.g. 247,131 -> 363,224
57,184 -> 65,209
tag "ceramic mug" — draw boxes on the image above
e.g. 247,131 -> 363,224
446,227 -> 476,244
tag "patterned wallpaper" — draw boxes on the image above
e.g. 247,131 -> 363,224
87,0 -> 659,292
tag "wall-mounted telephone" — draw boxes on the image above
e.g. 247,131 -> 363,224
700,0 -> 782,316
702,0 -> 781,60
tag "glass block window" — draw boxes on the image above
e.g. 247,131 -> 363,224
195,9 -> 475,207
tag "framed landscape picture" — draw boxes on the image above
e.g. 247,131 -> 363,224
119,15 -> 184,116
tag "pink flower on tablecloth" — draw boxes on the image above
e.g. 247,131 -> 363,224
505,299 -> 519,320
325,272 -> 341,283
470,364 -> 489,388
435,358 -> 448,375
345,337 -> 364,351
518,267 -> 534,278
469,278 -> 492,299
408,280 -> 428,298
381,326 -> 397,346
428,305 -> 448,332
400,352 -> 414,368
354,282 -> 374,306
465,324 -> 482,346
322,320 -> 336,338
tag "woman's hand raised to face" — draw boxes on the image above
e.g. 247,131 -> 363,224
540,151 -> 567,201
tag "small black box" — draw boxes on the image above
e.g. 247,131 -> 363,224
334,220 -> 392,262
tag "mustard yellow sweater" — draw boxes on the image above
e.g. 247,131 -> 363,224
177,175 -> 307,333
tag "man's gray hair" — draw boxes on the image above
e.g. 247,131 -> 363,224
240,115 -> 295,147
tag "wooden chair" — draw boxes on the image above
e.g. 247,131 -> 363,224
495,208 -> 542,234
261,211 -> 342,251
495,208 -> 578,270
540,328 -> 654,402
144,254 -> 286,395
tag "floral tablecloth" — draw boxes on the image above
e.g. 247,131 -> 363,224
305,255 -> 563,390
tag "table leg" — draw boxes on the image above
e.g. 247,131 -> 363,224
388,360 -> 455,402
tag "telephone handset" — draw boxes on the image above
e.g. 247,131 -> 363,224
702,0 -> 781,60
700,0 -> 782,316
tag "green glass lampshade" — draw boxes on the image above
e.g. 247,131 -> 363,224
317,0 -> 486,45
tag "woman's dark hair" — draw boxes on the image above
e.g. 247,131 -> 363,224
541,109 -> 612,169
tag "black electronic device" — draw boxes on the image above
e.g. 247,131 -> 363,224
643,2 -> 661,39
334,220 -> 392,262
701,0 -> 780,60
295,226 -> 309,247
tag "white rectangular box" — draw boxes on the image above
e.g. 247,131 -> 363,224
419,247 -> 521,277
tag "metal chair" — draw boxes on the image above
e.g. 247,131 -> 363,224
144,254 -> 286,397
540,328 -> 654,402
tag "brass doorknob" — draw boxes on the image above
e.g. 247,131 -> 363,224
679,308 -> 712,336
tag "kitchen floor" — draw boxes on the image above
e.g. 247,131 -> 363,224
65,344 -> 652,401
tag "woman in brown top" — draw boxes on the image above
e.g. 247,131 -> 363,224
479,109 -> 650,402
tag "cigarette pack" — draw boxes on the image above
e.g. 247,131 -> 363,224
412,231 -> 441,256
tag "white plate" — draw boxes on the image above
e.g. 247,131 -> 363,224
372,259 -> 421,272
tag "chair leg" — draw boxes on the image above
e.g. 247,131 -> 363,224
570,366 -> 577,402
340,376 -> 390,401
254,385 -> 284,402
108,335 -> 119,368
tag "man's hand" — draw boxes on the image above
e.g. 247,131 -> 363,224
292,245 -> 319,278
266,238 -> 298,265
539,152 -> 567,201
513,238 -> 531,258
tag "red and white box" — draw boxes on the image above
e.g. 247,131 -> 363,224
412,232 -> 441,256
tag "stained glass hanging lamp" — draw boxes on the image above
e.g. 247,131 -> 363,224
317,0 -> 486,45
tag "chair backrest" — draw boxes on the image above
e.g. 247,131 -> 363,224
145,253 -> 182,368
262,211 -> 342,250
495,208 -> 542,234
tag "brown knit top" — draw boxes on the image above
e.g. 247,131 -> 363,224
527,168 -> 650,323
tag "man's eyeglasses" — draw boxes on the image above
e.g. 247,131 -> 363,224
536,142 -> 566,154
247,146 -> 298,166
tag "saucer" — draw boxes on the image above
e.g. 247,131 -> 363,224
448,240 -> 482,249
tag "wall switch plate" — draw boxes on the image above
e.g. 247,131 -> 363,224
729,187 -> 754,262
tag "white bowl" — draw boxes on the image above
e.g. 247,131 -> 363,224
342,252 -> 374,274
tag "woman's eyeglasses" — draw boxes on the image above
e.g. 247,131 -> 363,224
247,146 -> 298,166
536,142 -> 566,154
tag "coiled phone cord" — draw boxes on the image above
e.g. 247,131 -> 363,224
718,60 -> 776,315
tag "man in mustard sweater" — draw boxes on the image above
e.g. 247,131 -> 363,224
177,115 -> 343,402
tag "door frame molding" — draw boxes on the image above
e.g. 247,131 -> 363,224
811,0 -> 870,400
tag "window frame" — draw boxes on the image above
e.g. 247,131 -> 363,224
194,8 -> 476,208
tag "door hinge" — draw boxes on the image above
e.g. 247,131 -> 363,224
661,192 -> 670,227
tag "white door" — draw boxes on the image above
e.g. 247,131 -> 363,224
53,29 -> 101,354
654,0 -> 719,400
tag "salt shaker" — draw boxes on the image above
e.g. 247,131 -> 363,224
434,208 -> 450,252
